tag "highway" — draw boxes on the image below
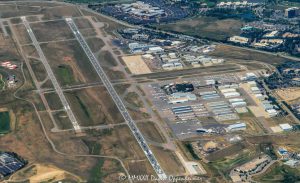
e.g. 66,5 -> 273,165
21,16 -> 81,132
65,18 -> 167,180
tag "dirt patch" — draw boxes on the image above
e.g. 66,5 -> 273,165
10,164 -> 82,182
276,88 -> 300,102
122,55 -> 151,75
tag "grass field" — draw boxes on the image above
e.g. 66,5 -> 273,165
65,87 -> 124,127
253,162 -> 300,182
29,58 -> 47,82
41,5 -> 82,21
74,17 -> 94,30
137,122 -> 166,144
57,64 -> 76,86
88,159 -> 105,183
65,89 -> 107,127
124,92 -> 144,108
41,40 -> 101,86
53,111 -> 74,129
150,146 -> 185,175
31,20 -> 75,42
45,93 -> 64,111
86,37 -> 105,53
0,111 -> 10,134
209,45 -> 291,66
0,74 -> 5,90
206,142 -> 248,162
156,16 -> 244,41
211,148 -> 257,177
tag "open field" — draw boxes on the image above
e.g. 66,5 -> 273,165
65,88 -> 109,127
53,110 -> 74,129
209,45 -> 291,66
98,50 -> 118,67
81,9 -> 127,35
28,58 -> 47,82
86,37 -> 105,53
156,16 -> 244,41
65,86 -> 124,127
12,24 -> 32,45
210,148 -> 258,177
41,40 -> 101,86
128,107 -> 151,121
206,142 -> 249,162
30,20 -> 75,42
124,92 -> 144,108
137,122 -> 166,144
44,93 -> 64,111
122,55 -> 151,75
41,5 -> 82,20
150,146 -> 185,175
74,17 -> 94,30
56,64 -> 76,85
81,126 -> 156,177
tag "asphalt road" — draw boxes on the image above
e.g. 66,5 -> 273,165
65,18 -> 167,180
21,16 -> 81,132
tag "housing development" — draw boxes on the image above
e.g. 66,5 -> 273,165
0,0 -> 299,182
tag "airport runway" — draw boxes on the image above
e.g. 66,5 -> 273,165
65,18 -> 167,180
21,16 -> 81,132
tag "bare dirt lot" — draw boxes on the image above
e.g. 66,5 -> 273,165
122,55 -> 152,75
10,164 -> 83,182
276,88 -> 300,103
